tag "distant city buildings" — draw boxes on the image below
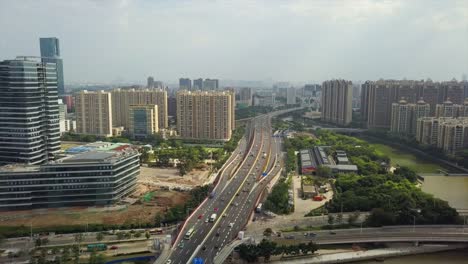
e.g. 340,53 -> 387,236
176,90 -> 235,140
111,88 -> 168,129
61,94 -> 74,112
0,57 -> 60,165
321,80 -> 353,126
253,91 -> 276,107
147,76 -> 155,88
236,87 -> 252,107
128,104 -> 159,139
193,78 -> 203,90
203,78 -> 219,90
286,87 -> 296,105
179,78 -> 192,90
40,37 -> 65,95
75,90 -> 113,137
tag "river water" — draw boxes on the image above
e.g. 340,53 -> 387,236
421,175 -> 468,212
356,249 -> 468,263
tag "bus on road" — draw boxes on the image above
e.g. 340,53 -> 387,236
184,227 -> 195,240
87,243 -> 107,252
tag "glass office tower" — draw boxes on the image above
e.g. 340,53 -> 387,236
40,37 -> 65,95
0,57 -> 61,164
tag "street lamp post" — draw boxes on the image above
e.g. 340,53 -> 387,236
413,215 -> 416,233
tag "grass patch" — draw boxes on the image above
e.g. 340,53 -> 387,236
371,143 -> 443,173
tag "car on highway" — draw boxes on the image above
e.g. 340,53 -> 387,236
234,202 -> 238,206
110,246 -> 118,250
205,218 -> 209,223
214,207 -> 219,212
229,223 -> 234,228
329,231 -> 337,235
216,232 -> 220,237
165,260 -> 172,264
198,214 -> 203,219
223,213 -> 227,217
285,235 -> 295,239
178,242 -> 184,248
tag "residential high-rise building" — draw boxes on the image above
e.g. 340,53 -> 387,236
287,87 -> 296,105
75,90 -> 113,137
179,78 -> 192,90
416,117 -> 468,155
436,100 -> 459,118
390,98 -> 430,135
321,80 -> 353,126
391,99 -> 412,134
413,98 -> 431,134
111,88 -> 168,129
61,95 -> 74,112
176,90 -> 235,140
437,118 -> 468,154
416,117 -> 446,146
441,80 -> 464,105
147,76 -> 155,88
203,78 -> 219,90
128,105 -> 158,139
0,57 -> 60,164
40,37 -> 65,95
58,99 -> 68,134
193,78 -> 203,90
168,96 -> 177,117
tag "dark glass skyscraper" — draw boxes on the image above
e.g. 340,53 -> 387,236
40,37 -> 65,95
0,57 -> 61,164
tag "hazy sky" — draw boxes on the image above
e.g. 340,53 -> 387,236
0,0 -> 467,84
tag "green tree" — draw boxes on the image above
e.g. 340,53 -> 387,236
327,214 -> 335,225
35,238 -> 42,247
145,232 -> 150,240
124,232 -> 132,239
134,231 -> 142,238
348,211 -> 360,225
96,232 -> 104,242
116,232 -> 125,240
336,213 -> 343,224
74,233 -> 83,244
258,239 -> 277,262
263,228 -> 273,237
316,165 -> 332,177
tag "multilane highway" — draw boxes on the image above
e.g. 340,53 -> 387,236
164,113 -> 285,264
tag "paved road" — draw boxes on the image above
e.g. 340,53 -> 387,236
164,110 -> 291,264
246,225 -> 468,244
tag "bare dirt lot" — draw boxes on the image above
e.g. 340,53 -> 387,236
0,189 -> 189,228
138,166 -> 212,190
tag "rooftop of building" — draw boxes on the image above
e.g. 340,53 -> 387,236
0,142 -> 137,173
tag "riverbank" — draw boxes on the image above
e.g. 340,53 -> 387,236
273,244 -> 468,264
358,135 -> 467,173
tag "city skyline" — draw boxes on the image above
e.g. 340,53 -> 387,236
0,0 -> 466,84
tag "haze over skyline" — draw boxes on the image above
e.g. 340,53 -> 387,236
0,0 -> 467,84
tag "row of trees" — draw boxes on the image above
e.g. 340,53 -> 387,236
238,239 -> 318,262
263,178 -> 292,214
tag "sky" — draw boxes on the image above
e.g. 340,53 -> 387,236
0,0 -> 467,85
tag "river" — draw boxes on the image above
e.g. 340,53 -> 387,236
356,249 -> 468,263
421,175 -> 468,212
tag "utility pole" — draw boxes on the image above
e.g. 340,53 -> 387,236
413,215 -> 416,233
